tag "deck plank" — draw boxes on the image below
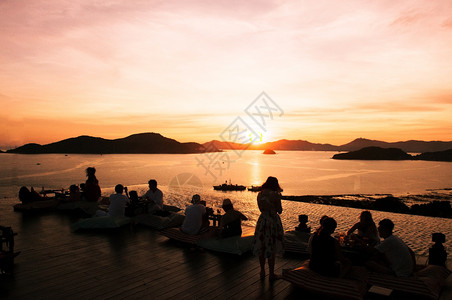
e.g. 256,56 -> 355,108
0,211 -> 308,300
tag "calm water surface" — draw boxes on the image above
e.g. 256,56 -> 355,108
0,151 -> 451,258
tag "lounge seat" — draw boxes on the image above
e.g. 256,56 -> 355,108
283,230 -> 310,255
283,260 -> 368,300
196,234 -> 254,255
13,199 -> 59,212
159,227 -> 214,245
368,265 -> 451,300
71,216 -> 132,231
134,212 -> 185,230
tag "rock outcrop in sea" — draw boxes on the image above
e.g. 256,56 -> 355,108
263,149 -> 276,154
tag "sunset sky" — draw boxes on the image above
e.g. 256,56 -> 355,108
1,0 -> 452,148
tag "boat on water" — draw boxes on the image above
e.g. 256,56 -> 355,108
247,186 -> 262,192
248,185 -> 283,192
213,180 -> 246,191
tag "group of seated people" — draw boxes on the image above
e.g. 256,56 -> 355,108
18,184 -> 83,203
180,194 -> 248,238
308,211 -> 416,278
96,179 -> 164,218
18,167 -> 102,204
96,181 -> 248,239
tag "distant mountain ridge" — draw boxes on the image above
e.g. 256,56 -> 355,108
202,138 -> 452,153
4,134 -> 452,154
6,133 -> 208,154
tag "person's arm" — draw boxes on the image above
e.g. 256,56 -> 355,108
257,193 -> 269,212
156,191 -> 163,209
346,222 -> 359,236
239,211 -> 248,221
274,193 -> 283,214
408,246 -> 416,273
219,211 -> 228,228
372,242 -> 390,265
96,185 -> 102,202
142,190 -> 150,201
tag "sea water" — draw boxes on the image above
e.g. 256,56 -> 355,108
0,151 -> 451,258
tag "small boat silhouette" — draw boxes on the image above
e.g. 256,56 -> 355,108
213,180 -> 246,191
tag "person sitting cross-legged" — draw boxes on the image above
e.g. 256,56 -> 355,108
309,217 -> 351,278
181,194 -> 206,235
96,184 -> 130,218
219,198 -> 248,238
365,218 -> 415,277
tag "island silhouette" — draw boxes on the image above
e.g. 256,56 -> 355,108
332,146 -> 452,162
6,133 -> 213,154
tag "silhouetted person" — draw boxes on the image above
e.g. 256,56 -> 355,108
96,184 -> 129,217
68,185 -> 81,202
429,233 -> 447,267
307,215 -> 328,254
18,186 -> 42,204
309,217 -> 351,277
295,214 -> 311,233
366,219 -> 415,277
346,210 -> 380,247
181,194 -> 206,235
253,176 -> 284,281
84,167 -> 101,202
219,198 -> 248,238
142,179 -> 163,213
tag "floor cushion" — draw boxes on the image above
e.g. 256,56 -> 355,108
284,230 -> 310,255
13,199 -> 60,212
162,204 -> 181,212
159,227 -> 206,245
283,260 -> 368,300
71,216 -> 131,231
196,234 -> 254,255
56,201 -> 98,214
134,212 -> 185,230
368,265 -> 451,300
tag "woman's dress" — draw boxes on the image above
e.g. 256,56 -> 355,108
253,189 -> 284,258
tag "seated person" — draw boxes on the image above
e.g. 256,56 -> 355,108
295,214 -> 311,233
96,184 -> 130,218
219,198 -> 248,238
429,233 -> 447,267
67,185 -> 81,202
200,200 -> 211,229
142,179 -> 164,213
84,167 -> 101,202
18,186 -> 42,204
181,194 -> 206,235
309,217 -> 351,277
366,219 -> 415,277
346,210 -> 380,247
307,215 -> 328,254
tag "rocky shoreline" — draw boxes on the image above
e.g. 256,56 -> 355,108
282,190 -> 452,219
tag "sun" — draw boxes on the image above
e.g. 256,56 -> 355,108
248,127 -> 280,145
252,131 -> 270,145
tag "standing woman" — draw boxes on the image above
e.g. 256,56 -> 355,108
253,176 -> 284,281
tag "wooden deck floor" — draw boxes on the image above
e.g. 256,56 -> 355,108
0,210 -> 310,300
